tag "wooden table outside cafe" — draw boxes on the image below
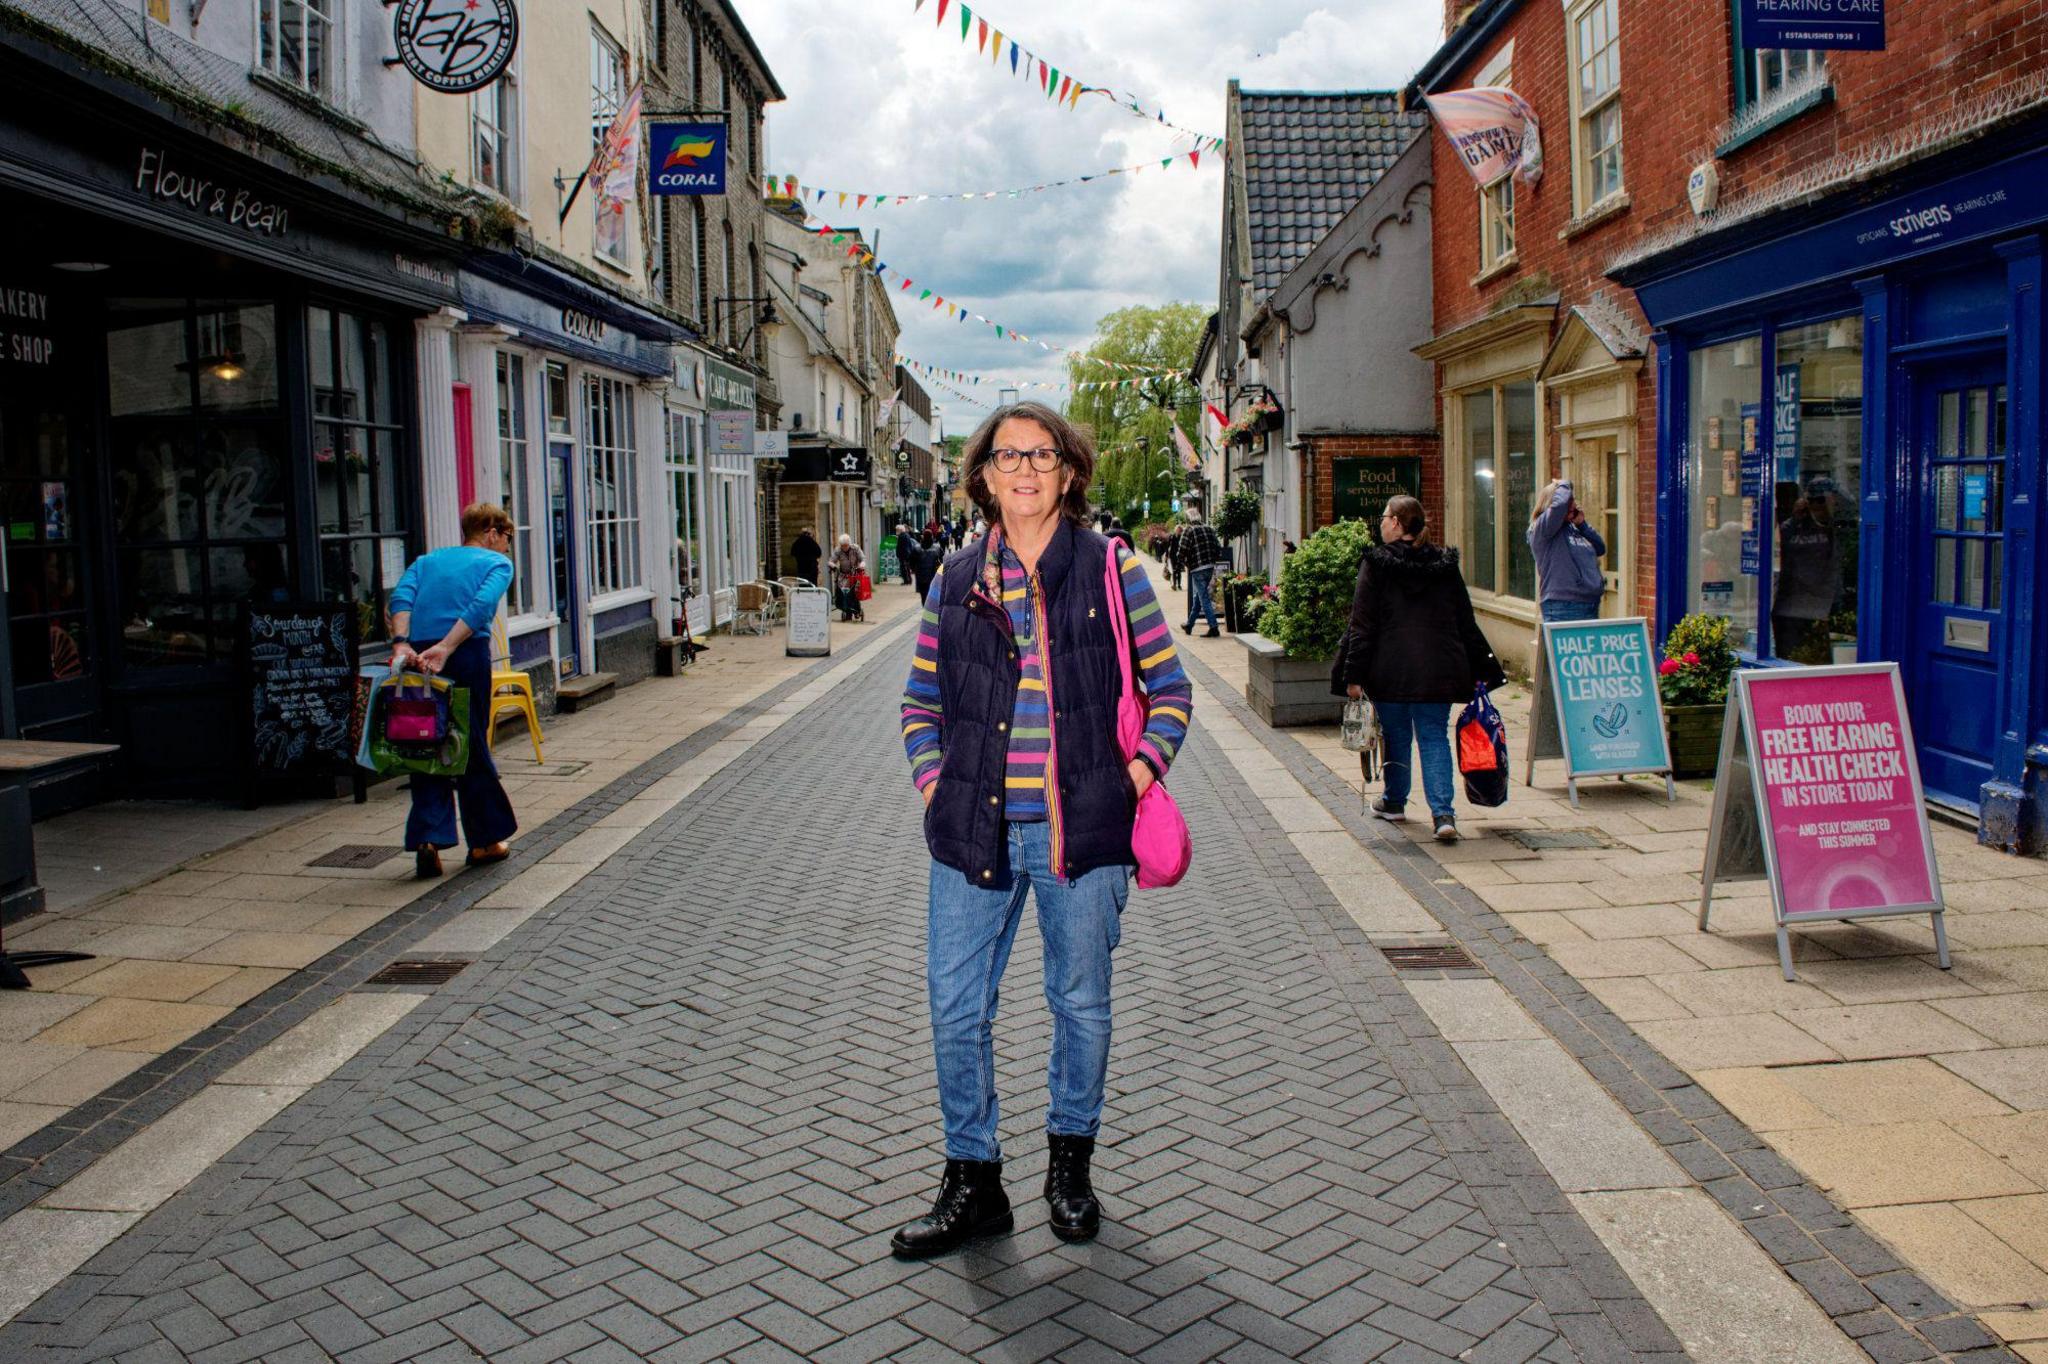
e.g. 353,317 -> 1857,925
1,738 -> 119,989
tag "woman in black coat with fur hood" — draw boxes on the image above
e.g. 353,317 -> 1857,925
1332,495 -> 1505,842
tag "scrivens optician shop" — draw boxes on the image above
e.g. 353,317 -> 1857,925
1612,120 -> 2048,849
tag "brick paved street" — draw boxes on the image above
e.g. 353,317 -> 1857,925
0,618 -> 1918,1363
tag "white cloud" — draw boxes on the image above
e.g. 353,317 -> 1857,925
743,0 -> 1444,425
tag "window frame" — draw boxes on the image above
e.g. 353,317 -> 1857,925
588,18 -> 629,265
309,303 -> 411,646
1565,0 -> 1623,216
1472,46 -> 1518,277
582,374 -> 641,599
1449,376 -> 1541,606
470,56 -> 522,205
1729,0 -> 1827,113
255,0 -> 341,102
494,351 -> 538,617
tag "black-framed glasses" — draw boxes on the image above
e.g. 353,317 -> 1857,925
989,446 -> 1062,473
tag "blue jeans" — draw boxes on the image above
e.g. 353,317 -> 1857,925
926,821 -> 1130,1162
1185,565 -> 1219,631
1377,701 -> 1456,821
1540,598 -> 1600,623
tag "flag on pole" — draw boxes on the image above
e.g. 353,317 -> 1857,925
1204,402 -> 1229,434
1172,423 -> 1201,474
1420,87 -> 1543,186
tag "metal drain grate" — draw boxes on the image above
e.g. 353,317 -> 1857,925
306,844 -> 400,870
364,959 -> 469,987
1497,827 -> 1618,852
1382,944 -> 1482,973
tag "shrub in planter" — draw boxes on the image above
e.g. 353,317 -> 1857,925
1218,572 -> 1267,633
1658,613 -> 1739,776
1262,518 -> 1372,661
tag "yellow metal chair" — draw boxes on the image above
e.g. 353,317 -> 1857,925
487,616 -> 545,763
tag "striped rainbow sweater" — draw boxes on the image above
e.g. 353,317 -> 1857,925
901,535 -> 1193,821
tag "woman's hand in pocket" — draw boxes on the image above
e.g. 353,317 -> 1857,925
922,781 -> 937,807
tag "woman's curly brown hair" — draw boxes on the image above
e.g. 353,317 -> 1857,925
960,401 -> 1098,527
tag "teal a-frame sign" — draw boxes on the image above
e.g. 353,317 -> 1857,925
1524,617 -> 1676,806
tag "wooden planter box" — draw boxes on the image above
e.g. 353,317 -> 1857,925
1665,702 -> 1727,778
1242,633 -> 1344,728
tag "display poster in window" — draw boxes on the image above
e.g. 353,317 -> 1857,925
241,602 -> 359,787
710,410 -> 753,461
1739,402 -> 1765,576
1963,473 -> 1988,523
1524,618 -> 1676,806
1738,0 -> 1884,51
647,122 -> 728,196
1774,363 -> 1803,485
1700,664 -> 1947,981
1330,456 -> 1423,529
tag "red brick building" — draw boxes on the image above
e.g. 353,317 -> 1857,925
1412,0 -> 2048,839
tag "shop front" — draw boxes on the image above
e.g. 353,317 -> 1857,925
777,441 -> 872,576
700,358 -> 761,629
0,108 -> 462,807
1615,127 -> 2048,847
457,253 -> 685,700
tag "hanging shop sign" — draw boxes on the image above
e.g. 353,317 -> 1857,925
389,0 -> 521,94
1699,663 -> 1947,981
705,357 -> 755,411
1524,618 -> 1677,806
830,448 -> 872,483
753,430 -> 789,460
1330,456 -> 1422,527
1738,0 -> 1884,52
648,122 -> 728,196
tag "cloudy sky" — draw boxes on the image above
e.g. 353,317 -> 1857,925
743,0 -> 1445,432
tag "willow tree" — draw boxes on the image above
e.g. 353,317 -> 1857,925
1064,302 -> 1207,526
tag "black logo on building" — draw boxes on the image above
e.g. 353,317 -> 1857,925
390,0 -> 519,95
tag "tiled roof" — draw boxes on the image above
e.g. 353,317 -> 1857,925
1237,91 -> 1428,302
1,0 -> 461,217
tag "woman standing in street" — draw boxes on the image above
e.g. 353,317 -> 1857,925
1526,479 -> 1606,622
387,503 -> 519,879
895,401 -> 1194,1258
1337,496 -> 1504,843
831,533 -> 866,622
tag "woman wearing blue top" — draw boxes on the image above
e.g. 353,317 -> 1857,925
386,502 -> 519,879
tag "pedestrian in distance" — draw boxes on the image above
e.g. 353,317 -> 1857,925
1335,496 -> 1505,843
1176,508 -> 1225,637
897,523 -> 916,586
1105,516 -> 1134,553
1527,479 -> 1606,622
1161,522 -> 1184,590
791,526 -> 823,586
909,528 -> 940,602
895,400 -> 1195,1258
386,502 -> 520,879
831,532 -> 866,622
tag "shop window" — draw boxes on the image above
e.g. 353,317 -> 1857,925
311,306 -> 409,646
1931,386 -> 2005,612
1457,380 -> 1537,599
106,300 -> 288,669
495,353 -> 536,615
473,62 -> 521,204
1687,335 -> 1763,649
1768,317 -> 1862,663
667,409 -> 702,605
584,375 -> 640,597
1566,0 -> 1622,215
589,19 -> 628,264
2,405 -> 88,688
257,0 -> 339,102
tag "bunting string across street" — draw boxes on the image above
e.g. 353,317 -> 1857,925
896,352 -> 1193,393
909,0 -> 1225,145
761,146 -> 1219,211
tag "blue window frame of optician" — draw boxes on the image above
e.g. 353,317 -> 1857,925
1667,302 -> 1868,668
647,121 -> 727,196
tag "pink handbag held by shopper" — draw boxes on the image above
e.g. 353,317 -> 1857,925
1104,545 -> 1193,888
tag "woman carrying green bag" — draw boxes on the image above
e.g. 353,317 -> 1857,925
387,503 -> 518,879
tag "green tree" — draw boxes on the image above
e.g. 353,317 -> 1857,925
1064,302 -> 1207,525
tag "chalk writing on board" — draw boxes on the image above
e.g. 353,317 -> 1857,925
246,605 -> 357,772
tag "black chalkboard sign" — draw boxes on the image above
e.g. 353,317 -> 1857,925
242,602 -> 359,780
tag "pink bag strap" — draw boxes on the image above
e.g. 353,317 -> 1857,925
1103,543 -> 1142,761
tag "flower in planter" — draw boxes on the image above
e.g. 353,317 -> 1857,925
1657,613 -> 1739,707
1659,658 -> 1681,676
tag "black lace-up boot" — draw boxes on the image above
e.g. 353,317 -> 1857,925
1044,1135 -> 1100,1242
889,1159 -> 1012,1259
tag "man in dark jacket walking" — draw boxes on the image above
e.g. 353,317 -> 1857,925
791,527 -> 823,585
1175,512 -> 1225,637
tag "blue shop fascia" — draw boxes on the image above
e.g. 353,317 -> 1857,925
1611,111 -> 2048,849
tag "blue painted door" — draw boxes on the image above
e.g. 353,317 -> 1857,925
548,445 -> 579,679
1906,359 -> 2008,812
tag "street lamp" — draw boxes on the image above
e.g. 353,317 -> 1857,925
711,295 -> 779,353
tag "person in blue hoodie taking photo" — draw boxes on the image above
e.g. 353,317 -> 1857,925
1527,479 -> 1606,622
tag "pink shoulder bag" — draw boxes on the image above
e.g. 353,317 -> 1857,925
1103,546 -> 1193,888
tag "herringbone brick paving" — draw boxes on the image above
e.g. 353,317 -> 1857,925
0,633 -> 1711,1362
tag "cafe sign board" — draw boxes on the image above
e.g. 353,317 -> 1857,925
1525,619 -> 1676,806
1699,663 -> 1949,981
1331,456 -> 1423,529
